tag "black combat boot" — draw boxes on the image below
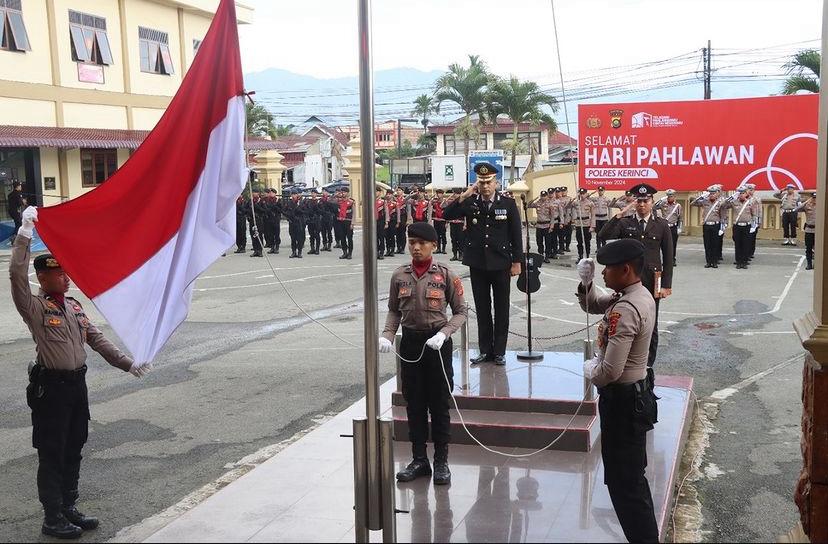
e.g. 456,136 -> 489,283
42,512 -> 83,540
807,260 -> 814,270
298,249 -> 303,258
62,506 -> 99,531
346,250 -> 353,260
396,444 -> 431,482
289,249 -> 297,259
450,251 -> 458,262
268,247 -> 277,254
378,252 -> 384,260
234,247 -> 245,254
433,444 -> 451,485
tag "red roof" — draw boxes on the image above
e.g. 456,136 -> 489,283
549,131 -> 576,146
0,125 -> 284,151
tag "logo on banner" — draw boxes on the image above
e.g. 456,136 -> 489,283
631,112 -> 683,129
445,165 -> 454,181
609,109 -> 624,129
586,116 -> 602,129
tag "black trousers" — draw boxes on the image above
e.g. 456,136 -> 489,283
598,383 -> 659,543
289,221 -> 306,251
545,228 -> 557,257
321,220 -> 333,247
782,211 -> 798,238
30,368 -> 90,514
272,217 -> 281,250
396,220 -> 408,252
385,222 -> 398,253
400,329 -> 454,446
806,232 -> 815,264
250,224 -> 262,254
469,267 -> 511,356
11,210 -> 22,237
449,223 -> 465,256
564,223 -> 573,248
308,222 -> 320,251
333,219 -> 343,247
435,221 -> 447,251
558,224 -> 571,251
733,225 -> 750,264
702,224 -> 719,265
235,215 -> 246,250
718,232 -> 724,260
340,221 -> 354,254
669,225 -> 679,262
575,226 -> 592,259
535,225 -> 549,256
376,220 -> 386,255
641,271 -> 661,368
595,218 -> 608,248
263,219 -> 275,248
749,227 -> 758,258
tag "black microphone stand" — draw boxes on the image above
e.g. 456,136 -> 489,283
517,194 -> 544,362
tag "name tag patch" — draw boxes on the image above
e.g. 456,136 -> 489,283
427,289 -> 443,299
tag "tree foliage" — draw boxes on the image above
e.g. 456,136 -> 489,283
782,49 -> 820,95
411,94 -> 440,133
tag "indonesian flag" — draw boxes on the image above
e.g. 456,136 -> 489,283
36,0 -> 246,367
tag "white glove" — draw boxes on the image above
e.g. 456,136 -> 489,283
378,337 -> 393,354
425,332 -> 446,351
577,258 -> 595,286
677,226 -> 682,235
129,362 -> 153,378
18,206 -> 37,239
583,355 -> 601,380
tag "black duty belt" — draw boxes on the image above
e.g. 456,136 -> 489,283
38,365 -> 87,382
735,222 -> 750,227
704,221 -> 719,226
595,213 -> 608,218
402,326 -> 445,339
597,377 -> 649,398
783,209 -> 798,213
806,224 -> 815,229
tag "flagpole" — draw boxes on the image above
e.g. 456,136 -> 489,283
357,0 -> 382,534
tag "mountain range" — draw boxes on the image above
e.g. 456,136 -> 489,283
243,67 -> 788,137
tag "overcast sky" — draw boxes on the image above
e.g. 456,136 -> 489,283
238,0 -> 822,80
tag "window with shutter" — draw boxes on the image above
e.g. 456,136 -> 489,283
68,10 -> 112,66
139,26 -> 174,75
0,0 -> 30,52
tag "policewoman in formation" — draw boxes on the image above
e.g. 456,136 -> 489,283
442,162 -> 522,365
576,240 -> 659,543
11,207 -> 151,539
379,222 -> 467,485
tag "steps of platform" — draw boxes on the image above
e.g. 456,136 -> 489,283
391,405 -> 600,452
391,390 -> 597,416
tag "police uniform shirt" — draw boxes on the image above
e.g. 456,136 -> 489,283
692,196 -> 725,224
774,189 -> 801,211
528,197 -> 552,224
655,200 -> 682,227
569,197 -> 596,228
797,199 -> 817,233
722,196 -> 758,224
382,262 -> 468,340
592,194 -> 610,217
598,214 -> 674,291
577,281 -> 655,387
10,236 -> 133,372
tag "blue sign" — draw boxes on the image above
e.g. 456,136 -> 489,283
468,150 -> 505,190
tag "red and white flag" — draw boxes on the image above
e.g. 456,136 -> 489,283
36,0 -> 246,367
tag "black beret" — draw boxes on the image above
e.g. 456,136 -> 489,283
540,190 -> 548,196
596,239 -> 645,266
578,188 -> 588,194
34,254 -> 62,272
474,162 -> 499,176
452,188 -> 462,194
408,222 -> 438,242
629,183 -> 657,198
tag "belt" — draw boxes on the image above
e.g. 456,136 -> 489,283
402,326 -> 445,339
783,209 -> 798,213
38,365 -> 87,382
704,221 -> 719,226
735,222 -> 750,227
806,224 -> 815,229
595,213 -> 608,218
597,377 -> 648,398
536,222 -> 550,226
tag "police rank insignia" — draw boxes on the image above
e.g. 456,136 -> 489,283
608,312 -> 622,337
433,274 -> 444,283
48,318 -> 62,326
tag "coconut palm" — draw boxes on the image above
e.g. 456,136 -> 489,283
411,94 -> 439,134
245,102 -> 276,137
486,76 -> 559,182
782,49 -> 820,94
434,55 -> 491,171
270,124 -> 295,138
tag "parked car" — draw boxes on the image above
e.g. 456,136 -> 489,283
281,182 -> 308,195
319,180 -> 350,194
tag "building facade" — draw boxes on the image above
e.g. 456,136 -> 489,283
339,120 -> 421,152
0,0 -> 253,219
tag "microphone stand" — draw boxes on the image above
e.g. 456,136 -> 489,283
517,194 -> 544,362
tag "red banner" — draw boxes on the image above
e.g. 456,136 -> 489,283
578,95 -> 818,191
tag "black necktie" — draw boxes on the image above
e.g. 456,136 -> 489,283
638,219 -> 646,234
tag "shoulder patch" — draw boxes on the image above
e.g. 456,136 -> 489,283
453,277 -> 464,296
607,312 -> 622,337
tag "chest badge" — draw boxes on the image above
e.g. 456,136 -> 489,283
433,274 -> 444,283
48,318 -> 62,327
399,287 -> 411,297
429,299 -> 440,308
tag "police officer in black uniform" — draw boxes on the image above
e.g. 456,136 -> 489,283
599,183 -> 673,379
442,162 -> 523,365
8,180 -> 24,241
234,195 -> 247,253
284,195 -> 307,258
265,189 -> 282,255
320,193 -> 336,252
246,192 -> 265,258
305,194 -> 323,255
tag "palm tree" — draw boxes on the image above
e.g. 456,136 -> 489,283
434,55 -> 491,172
269,124 -> 295,138
486,76 -> 559,182
245,102 -> 276,137
411,94 -> 439,134
782,49 -> 820,94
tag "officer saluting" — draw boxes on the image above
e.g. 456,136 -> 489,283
11,207 -> 151,539
379,222 -> 467,485
442,162 -> 523,366
576,240 -> 659,543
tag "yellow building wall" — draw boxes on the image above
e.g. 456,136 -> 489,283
181,11 -> 212,74
0,97 -> 57,126
0,1 -> 53,85
124,0 -> 183,96
63,103 -> 128,129
39,148 -> 63,204
52,0 -> 126,93
132,107 -> 165,130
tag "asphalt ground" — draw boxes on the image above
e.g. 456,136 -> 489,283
0,226 -> 813,543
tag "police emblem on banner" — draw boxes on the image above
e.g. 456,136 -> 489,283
609,109 -> 624,129
586,116 -> 602,129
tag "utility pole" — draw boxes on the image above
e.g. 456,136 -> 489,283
702,40 -> 712,99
